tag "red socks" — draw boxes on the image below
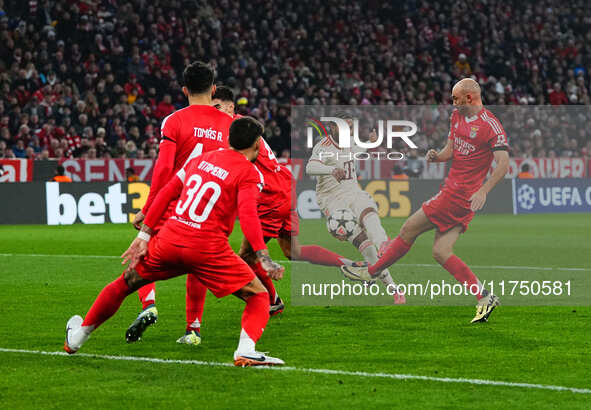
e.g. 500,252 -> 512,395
442,255 -> 483,300
298,245 -> 350,266
137,283 -> 156,310
185,274 -> 207,332
251,262 -> 277,304
82,274 -> 133,329
369,235 -> 412,275
241,291 -> 270,343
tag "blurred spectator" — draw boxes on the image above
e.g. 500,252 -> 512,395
277,149 -> 291,165
518,164 -> 535,179
51,165 -> 72,182
126,167 -> 139,182
0,0 -> 590,162
391,165 -> 409,180
404,150 -> 424,178
455,54 -> 471,76
548,83 -> 568,106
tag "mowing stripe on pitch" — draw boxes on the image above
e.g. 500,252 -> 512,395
0,347 -> 589,394
0,253 -> 588,272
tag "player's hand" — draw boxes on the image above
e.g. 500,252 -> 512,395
469,189 -> 487,211
332,168 -> 346,182
132,211 -> 145,230
121,237 -> 148,269
368,128 -> 378,143
256,249 -> 285,280
425,149 -> 438,162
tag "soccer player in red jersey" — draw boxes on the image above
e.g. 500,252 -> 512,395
64,117 -> 286,366
126,62 -> 233,344
205,87 -> 356,318
342,78 -> 510,323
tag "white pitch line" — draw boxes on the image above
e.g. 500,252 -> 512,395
0,347 -> 589,394
0,253 -> 119,259
0,253 -> 589,272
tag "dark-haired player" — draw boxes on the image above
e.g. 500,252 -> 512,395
65,117 -> 286,366
342,78 -> 510,323
212,85 -> 236,114
126,61 -> 233,344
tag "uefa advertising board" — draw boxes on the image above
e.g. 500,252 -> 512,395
0,179 -> 514,225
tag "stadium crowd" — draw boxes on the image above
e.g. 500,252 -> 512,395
0,0 -> 590,162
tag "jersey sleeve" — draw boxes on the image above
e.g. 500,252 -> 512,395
308,141 -> 326,163
486,116 -> 509,151
143,169 -> 184,230
237,166 -> 266,252
142,114 -> 180,214
306,141 -> 335,175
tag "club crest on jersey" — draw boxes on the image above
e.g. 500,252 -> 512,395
469,126 -> 479,139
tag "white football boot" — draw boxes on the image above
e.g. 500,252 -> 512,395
64,315 -> 90,354
233,350 -> 285,367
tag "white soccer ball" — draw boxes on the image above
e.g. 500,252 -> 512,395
326,208 -> 358,240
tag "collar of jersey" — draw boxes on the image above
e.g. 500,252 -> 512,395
465,107 -> 485,123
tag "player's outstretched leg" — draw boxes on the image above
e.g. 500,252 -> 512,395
239,238 -> 283,315
341,209 -> 435,281
177,274 -> 206,345
371,209 -> 435,274
65,270 -> 149,354
432,226 -> 499,323
232,278 -> 284,366
126,283 -> 158,343
296,244 -> 353,266
339,227 -> 405,304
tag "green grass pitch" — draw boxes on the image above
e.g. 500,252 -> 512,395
0,214 -> 590,409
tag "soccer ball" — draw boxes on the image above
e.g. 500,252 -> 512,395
326,208 -> 358,240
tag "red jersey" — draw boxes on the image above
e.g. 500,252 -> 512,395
444,107 -> 509,200
231,113 -> 290,201
256,138 -> 292,196
142,105 -> 234,214
144,149 -> 266,251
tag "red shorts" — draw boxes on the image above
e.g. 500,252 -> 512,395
257,193 -> 299,238
422,189 -> 474,233
135,234 -> 255,298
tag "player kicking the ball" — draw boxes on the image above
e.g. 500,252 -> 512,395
64,117 -> 285,366
306,115 -> 405,304
342,78 -> 510,322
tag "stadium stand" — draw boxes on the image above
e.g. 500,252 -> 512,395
0,0 -> 590,161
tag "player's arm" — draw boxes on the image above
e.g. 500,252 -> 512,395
122,171 -> 184,268
237,178 -> 284,280
426,139 -> 453,162
469,149 -> 509,211
470,128 -> 510,211
427,112 -> 455,163
134,115 -> 179,228
306,143 -> 346,181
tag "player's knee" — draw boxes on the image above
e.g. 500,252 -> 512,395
238,279 -> 268,299
123,269 -> 146,291
281,235 -> 297,260
239,248 -> 257,265
399,221 -> 415,243
283,244 -> 294,260
432,246 -> 451,265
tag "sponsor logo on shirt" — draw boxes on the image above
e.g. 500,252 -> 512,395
454,137 -> 476,156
